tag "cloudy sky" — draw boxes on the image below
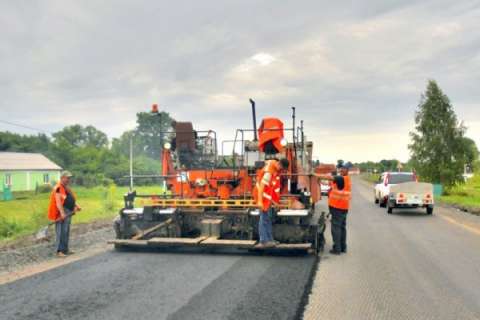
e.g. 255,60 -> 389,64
1,1 -> 479,163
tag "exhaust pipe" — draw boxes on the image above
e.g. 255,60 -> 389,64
249,99 -> 258,141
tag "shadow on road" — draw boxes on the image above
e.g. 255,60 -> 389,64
388,209 -> 432,218
111,245 -> 316,257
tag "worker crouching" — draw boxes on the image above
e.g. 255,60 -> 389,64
255,158 -> 290,248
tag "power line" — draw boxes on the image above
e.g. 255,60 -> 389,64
0,119 -> 54,135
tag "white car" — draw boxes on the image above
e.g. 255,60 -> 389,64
374,172 -> 417,207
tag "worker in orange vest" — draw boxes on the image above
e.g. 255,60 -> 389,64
255,158 -> 290,248
48,171 -> 81,257
315,163 -> 352,254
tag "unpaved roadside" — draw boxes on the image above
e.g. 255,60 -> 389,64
0,219 -> 114,284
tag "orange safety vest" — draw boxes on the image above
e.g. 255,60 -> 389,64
254,160 -> 281,211
328,175 -> 351,210
47,183 -> 76,221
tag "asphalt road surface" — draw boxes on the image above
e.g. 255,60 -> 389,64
0,248 -> 316,320
2,177 -> 480,320
305,177 -> 480,320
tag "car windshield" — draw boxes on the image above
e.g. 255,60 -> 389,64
388,174 -> 414,184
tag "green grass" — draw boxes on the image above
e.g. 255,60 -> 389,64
440,175 -> 480,212
360,173 -> 380,184
0,185 -> 166,241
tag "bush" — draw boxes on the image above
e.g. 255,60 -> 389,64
36,184 -> 53,194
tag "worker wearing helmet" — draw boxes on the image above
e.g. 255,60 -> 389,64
315,163 -> 352,254
255,158 -> 290,248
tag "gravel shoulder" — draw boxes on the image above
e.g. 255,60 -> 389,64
0,219 -> 114,282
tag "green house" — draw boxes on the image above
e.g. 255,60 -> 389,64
0,152 -> 62,192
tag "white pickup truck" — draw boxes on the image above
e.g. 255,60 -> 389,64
374,172 -> 434,215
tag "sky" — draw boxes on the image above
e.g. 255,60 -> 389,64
1,0 -> 479,163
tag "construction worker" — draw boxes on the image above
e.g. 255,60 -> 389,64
48,171 -> 81,257
255,158 -> 290,248
315,163 -> 351,254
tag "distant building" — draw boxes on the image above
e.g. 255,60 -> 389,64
0,152 -> 62,192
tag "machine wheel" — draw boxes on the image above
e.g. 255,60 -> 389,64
387,202 -> 393,214
426,206 -> 433,215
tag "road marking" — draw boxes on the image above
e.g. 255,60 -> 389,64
439,215 -> 480,236
0,245 -> 108,285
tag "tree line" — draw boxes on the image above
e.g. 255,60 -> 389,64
0,110 -> 174,187
355,80 -> 479,187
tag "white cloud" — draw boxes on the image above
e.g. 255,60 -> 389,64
1,0 -> 479,163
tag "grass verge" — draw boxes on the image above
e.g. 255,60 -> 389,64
440,175 -> 480,214
0,185 -> 166,241
360,173 -> 380,184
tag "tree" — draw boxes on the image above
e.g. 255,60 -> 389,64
409,80 -> 468,186
135,110 -> 174,159
52,125 -> 108,148
463,137 -> 479,173
0,131 -> 52,154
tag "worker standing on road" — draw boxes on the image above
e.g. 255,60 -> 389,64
48,171 -> 81,257
315,164 -> 351,254
255,158 -> 290,248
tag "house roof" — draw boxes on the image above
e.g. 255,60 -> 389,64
0,152 -> 62,171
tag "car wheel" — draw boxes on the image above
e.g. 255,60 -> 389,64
426,206 -> 433,215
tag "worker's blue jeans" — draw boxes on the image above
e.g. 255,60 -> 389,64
259,208 -> 274,243
55,208 -> 72,253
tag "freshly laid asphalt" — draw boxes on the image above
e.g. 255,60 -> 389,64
0,247 -> 316,320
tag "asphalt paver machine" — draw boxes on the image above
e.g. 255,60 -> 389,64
110,100 -> 325,253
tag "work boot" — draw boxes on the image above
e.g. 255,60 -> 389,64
255,242 -> 266,249
56,252 -> 67,258
329,249 -> 341,255
264,241 -> 277,248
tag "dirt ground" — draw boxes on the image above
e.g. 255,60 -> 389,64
0,218 -> 115,278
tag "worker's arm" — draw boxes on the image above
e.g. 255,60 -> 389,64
55,192 -> 66,220
314,173 -> 334,181
74,204 -> 82,212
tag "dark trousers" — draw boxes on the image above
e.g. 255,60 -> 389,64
330,206 -> 348,252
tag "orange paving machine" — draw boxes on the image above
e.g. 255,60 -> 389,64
109,100 -> 326,253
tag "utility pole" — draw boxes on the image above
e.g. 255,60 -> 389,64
129,133 -> 134,191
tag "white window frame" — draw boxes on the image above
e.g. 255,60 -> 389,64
5,173 -> 12,186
